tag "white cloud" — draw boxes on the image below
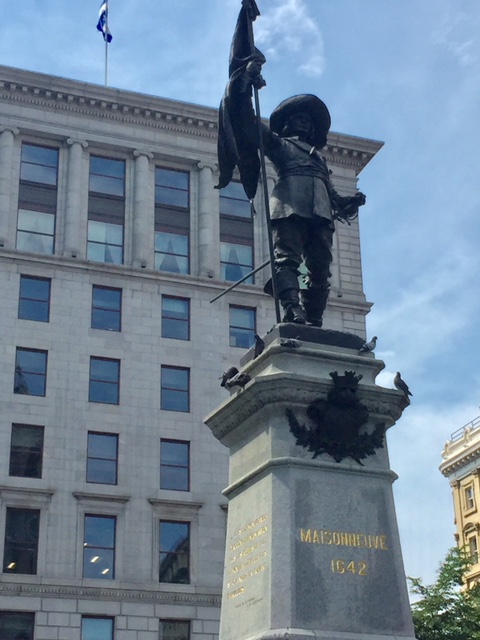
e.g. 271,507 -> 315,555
431,9 -> 480,68
255,0 -> 325,77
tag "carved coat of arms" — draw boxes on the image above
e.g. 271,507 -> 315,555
286,371 -> 384,464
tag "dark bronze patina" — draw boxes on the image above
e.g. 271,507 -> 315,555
217,1 -> 366,327
287,371 -> 384,464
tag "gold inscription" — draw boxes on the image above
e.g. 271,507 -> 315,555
331,559 -> 368,576
226,514 -> 269,600
300,528 -> 388,551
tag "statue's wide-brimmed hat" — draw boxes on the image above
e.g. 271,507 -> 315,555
270,94 -> 331,145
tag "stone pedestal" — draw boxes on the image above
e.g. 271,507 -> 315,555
205,326 -> 416,640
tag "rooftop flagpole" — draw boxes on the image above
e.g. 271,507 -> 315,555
104,1 -> 109,86
96,1 -> 113,86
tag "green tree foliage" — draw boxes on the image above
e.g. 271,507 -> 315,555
409,547 -> 480,640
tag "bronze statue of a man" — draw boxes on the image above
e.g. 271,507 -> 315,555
217,2 -> 366,326
261,92 -> 366,324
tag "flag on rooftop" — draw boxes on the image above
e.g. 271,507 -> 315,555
97,2 -> 112,43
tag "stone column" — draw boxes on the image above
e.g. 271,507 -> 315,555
65,138 -> 88,258
205,326 -> 416,640
133,149 -> 154,269
197,161 -> 218,278
0,127 -> 19,248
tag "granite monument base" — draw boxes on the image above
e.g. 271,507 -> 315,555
205,327 -> 416,640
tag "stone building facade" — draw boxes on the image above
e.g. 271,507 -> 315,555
0,65 -> 381,640
440,415 -> 480,588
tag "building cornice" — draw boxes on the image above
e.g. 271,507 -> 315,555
0,65 -> 383,173
440,435 -> 480,477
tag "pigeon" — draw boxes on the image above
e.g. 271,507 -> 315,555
253,334 -> 265,359
280,338 -> 301,348
394,372 -> 412,397
359,336 -> 377,353
220,366 -> 239,388
224,372 -> 251,390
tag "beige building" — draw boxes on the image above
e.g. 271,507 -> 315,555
440,414 -> 480,588
0,64 -> 381,640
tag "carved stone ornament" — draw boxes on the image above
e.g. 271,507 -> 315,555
286,370 -> 384,464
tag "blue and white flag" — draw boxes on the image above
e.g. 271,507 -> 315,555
97,1 -> 112,43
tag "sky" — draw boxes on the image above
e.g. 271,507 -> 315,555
1,0 -> 480,590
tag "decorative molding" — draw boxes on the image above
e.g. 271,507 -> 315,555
0,125 -> 19,136
73,491 -> 130,504
133,149 -> 154,160
197,161 -> 218,172
66,138 -> 88,148
0,68 -> 382,172
0,581 -> 221,606
224,455 -> 398,498
147,498 -> 203,509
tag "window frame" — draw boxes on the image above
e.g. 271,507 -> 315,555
0,611 -> 35,640
160,439 -> 190,492
159,619 -> 191,640
81,616 -> 114,640
14,347 -> 48,397
16,142 -> 59,255
9,424 -> 44,479
155,167 -> 190,211
83,514 -> 116,580
91,285 -> 122,332
3,506 -> 41,575
161,366 -> 190,413
87,155 -> 126,265
219,181 -> 252,219
86,432 -> 119,485
464,483 -> 476,512
161,296 -> 190,341
229,305 -> 256,349
89,357 -> 121,405
18,275 -> 51,322
158,519 -> 191,585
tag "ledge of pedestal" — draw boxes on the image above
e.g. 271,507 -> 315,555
206,337 -> 408,446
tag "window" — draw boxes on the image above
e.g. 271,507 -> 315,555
87,432 -> 118,485
3,508 -> 40,575
155,168 -> 190,274
229,305 -> 256,348
159,521 -> 190,584
14,348 -> 48,397
156,168 -> 189,208
468,535 -> 478,563
162,296 -> 190,340
88,156 -> 125,265
220,181 -> 252,218
161,440 -> 189,491
160,620 -> 190,640
220,182 -> 254,283
220,242 -> 253,283
464,484 -> 475,511
16,143 -> 58,255
9,424 -> 44,479
82,617 -> 114,640
0,612 -> 35,640
161,367 -> 189,412
89,357 -> 120,405
91,286 -> 122,331
18,276 -> 51,322
83,515 -> 116,579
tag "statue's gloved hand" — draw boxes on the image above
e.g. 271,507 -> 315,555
246,56 -> 266,89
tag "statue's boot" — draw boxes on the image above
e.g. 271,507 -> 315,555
275,269 -> 306,324
301,286 -> 330,327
